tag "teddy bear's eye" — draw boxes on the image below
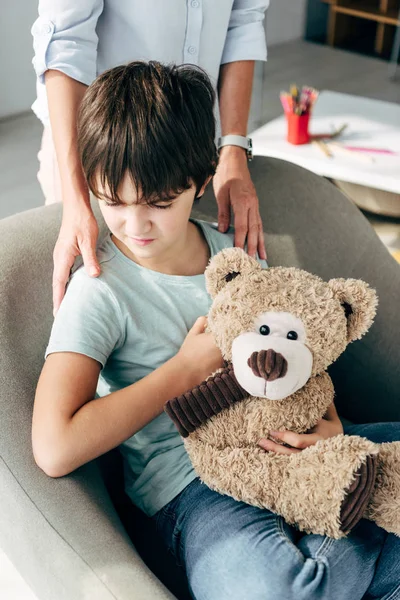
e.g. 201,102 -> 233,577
259,325 -> 270,335
287,330 -> 298,341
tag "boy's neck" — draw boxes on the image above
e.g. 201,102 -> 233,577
111,220 -> 210,276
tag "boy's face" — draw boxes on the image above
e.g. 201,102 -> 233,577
97,173 -> 209,266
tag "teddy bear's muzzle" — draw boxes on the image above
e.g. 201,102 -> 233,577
247,349 -> 288,382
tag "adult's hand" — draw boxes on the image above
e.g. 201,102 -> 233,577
53,199 -> 101,316
213,146 -> 267,260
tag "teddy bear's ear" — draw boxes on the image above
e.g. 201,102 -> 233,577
205,247 -> 262,298
328,278 -> 378,343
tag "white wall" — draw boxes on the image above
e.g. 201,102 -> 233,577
266,0 -> 308,46
0,1 -> 38,119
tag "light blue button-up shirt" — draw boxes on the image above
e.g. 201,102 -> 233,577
31,0 -> 269,126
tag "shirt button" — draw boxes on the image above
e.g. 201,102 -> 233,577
191,1 -> 200,7
42,23 -> 52,34
188,46 -> 197,55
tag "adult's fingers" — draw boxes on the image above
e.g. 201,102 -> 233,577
216,185 -> 231,233
52,248 -> 75,317
232,202 -> 248,251
246,206 -> 261,258
257,218 -> 267,260
81,241 -> 101,278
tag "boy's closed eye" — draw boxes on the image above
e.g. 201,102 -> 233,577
103,201 -> 173,210
152,203 -> 173,210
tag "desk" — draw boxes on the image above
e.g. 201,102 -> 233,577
250,91 -> 400,195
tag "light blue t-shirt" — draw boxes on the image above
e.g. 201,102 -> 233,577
46,219 -> 268,516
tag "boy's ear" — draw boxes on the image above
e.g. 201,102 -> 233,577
328,278 -> 378,343
205,247 -> 261,298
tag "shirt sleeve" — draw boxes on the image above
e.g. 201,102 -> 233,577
221,0 -> 269,65
31,0 -> 104,85
45,269 -> 125,368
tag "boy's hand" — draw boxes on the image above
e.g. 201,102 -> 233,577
177,316 -> 224,386
213,146 -> 267,260
53,200 -> 101,316
258,414 -> 344,455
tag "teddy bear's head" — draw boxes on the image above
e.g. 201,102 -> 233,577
205,248 -> 377,401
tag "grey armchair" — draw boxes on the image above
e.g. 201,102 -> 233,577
1,157 -> 399,600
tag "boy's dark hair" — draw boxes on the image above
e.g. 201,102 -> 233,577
77,61 -> 218,204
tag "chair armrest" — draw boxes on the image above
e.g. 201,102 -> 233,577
0,204 -> 176,599
0,453 -> 176,600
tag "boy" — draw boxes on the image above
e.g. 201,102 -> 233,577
33,62 -> 400,600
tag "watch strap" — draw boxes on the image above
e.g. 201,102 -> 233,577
217,135 -> 253,160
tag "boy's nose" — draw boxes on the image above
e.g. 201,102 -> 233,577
125,207 -> 152,236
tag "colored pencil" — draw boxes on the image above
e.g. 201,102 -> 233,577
340,145 -> 398,155
280,85 -> 319,116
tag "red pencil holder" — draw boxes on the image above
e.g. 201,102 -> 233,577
286,113 -> 310,145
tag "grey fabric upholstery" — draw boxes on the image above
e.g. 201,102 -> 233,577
0,157 -> 398,600
0,204 -> 175,600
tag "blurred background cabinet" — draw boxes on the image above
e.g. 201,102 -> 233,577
320,0 -> 400,57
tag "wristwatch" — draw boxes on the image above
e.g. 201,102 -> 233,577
217,135 -> 253,161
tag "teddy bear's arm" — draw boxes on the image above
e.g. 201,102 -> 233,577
164,364 -> 248,437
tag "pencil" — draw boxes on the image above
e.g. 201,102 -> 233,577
327,142 -> 375,163
341,145 -> 397,155
312,140 -> 333,158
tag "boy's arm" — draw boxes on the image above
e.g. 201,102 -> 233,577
33,317 -> 222,477
323,400 -> 341,423
33,352 -> 201,477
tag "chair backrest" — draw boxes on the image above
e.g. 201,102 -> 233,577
0,204 -> 173,600
0,204 -> 61,470
0,202 -> 109,471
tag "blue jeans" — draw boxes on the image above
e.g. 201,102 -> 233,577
153,423 -> 400,600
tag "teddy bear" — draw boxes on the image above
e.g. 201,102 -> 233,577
165,247 -> 400,539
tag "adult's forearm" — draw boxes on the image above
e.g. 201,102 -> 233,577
52,356 -> 198,477
45,70 -> 89,206
218,60 -> 255,137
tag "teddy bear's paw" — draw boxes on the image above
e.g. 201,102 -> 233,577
340,454 -> 377,534
365,441 -> 400,536
276,435 -> 379,539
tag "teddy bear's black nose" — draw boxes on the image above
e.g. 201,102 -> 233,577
247,349 -> 288,382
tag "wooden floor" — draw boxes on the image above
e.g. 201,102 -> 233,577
0,39 -> 399,600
